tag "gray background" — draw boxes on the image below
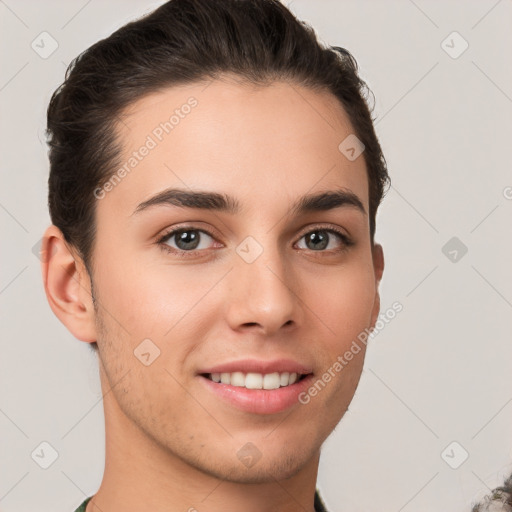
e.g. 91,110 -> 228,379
1,1 -> 511,511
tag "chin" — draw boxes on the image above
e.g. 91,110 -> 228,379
211,459 -> 308,484
191,443 -> 316,484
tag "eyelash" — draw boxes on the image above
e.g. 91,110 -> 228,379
156,224 -> 355,259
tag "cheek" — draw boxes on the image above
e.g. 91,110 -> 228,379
306,261 -> 376,351
94,254 -> 219,344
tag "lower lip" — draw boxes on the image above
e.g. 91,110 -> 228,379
198,374 -> 314,414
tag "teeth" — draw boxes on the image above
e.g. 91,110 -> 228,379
231,371 -> 245,387
263,373 -> 280,390
208,371 -> 301,389
243,373 -> 261,389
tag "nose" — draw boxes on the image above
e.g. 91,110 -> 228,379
224,242 -> 300,337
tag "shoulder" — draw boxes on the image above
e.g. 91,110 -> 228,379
73,496 -> 92,512
315,489 -> 329,512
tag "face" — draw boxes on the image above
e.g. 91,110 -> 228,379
86,77 -> 383,483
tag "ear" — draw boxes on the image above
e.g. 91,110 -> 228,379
369,243 -> 384,329
40,225 -> 97,343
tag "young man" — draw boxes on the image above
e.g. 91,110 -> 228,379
41,0 -> 389,510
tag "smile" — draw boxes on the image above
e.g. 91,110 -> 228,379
198,372 -> 314,415
204,371 -> 309,390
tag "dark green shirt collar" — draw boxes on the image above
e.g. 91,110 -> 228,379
74,490 -> 329,511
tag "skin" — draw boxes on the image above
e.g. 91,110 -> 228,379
42,76 -> 384,512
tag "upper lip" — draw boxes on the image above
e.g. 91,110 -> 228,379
198,358 -> 313,375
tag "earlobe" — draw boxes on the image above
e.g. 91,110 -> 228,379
40,225 -> 97,343
369,243 -> 385,330
372,243 -> 384,284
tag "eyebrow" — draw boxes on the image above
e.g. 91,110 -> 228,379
132,187 -> 366,217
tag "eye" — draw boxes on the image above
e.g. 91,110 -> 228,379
156,224 -> 354,258
158,227 -> 217,255
295,227 -> 353,252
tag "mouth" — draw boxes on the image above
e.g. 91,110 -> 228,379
200,371 -> 311,390
197,358 -> 315,414
198,369 -> 315,414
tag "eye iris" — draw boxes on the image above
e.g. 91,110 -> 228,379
306,231 -> 329,250
175,230 -> 200,250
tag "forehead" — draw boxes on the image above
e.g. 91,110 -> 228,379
105,77 -> 369,216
